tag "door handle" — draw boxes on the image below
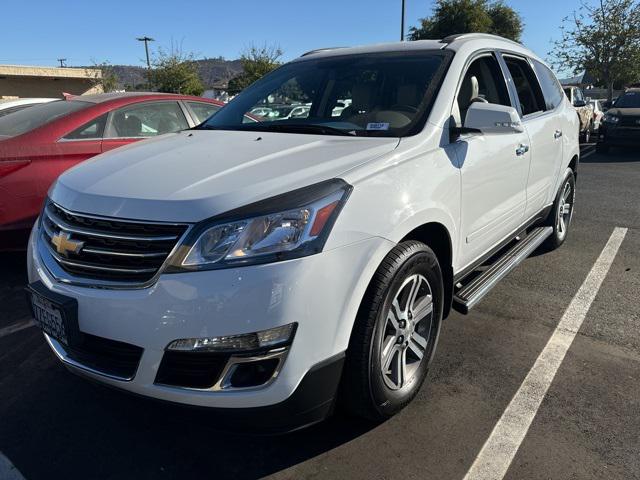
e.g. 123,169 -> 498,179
516,144 -> 529,156
554,130 -> 563,139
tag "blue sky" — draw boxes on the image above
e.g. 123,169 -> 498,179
0,0 -> 578,71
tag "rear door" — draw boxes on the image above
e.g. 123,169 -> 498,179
101,101 -> 190,153
502,54 -> 563,219
453,52 -> 531,269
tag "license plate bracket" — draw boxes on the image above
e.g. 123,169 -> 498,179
26,282 -> 81,347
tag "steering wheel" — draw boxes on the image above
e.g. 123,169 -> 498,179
390,104 -> 419,113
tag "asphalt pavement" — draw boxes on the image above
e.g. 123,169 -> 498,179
0,144 -> 638,480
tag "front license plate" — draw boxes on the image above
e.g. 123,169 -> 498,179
26,282 -> 80,346
30,292 -> 68,345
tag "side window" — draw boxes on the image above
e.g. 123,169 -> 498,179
504,56 -> 545,116
105,102 -> 189,138
63,113 -> 108,140
187,102 -> 221,123
574,88 -> 584,102
456,54 -> 511,126
532,60 -> 564,111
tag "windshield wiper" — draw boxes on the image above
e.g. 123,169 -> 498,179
197,123 -> 357,136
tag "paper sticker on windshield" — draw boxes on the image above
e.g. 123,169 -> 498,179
366,122 -> 390,131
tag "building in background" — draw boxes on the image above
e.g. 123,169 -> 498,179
0,65 -> 103,99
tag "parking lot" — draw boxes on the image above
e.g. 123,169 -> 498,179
0,143 -> 638,480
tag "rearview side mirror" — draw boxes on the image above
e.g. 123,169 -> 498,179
463,102 -> 524,134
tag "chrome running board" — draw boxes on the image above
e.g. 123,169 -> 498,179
453,226 -> 553,314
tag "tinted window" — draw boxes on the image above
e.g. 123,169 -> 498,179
200,52 -> 451,137
504,56 -> 545,116
457,54 -> 511,125
533,60 -> 564,110
0,104 -> 35,118
63,113 -> 108,140
0,100 -> 89,138
187,101 -> 221,123
614,91 -> 640,108
105,102 -> 189,138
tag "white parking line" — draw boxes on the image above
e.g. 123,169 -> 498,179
0,452 -> 26,480
0,319 -> 35,339
463,227 -> 628,480
581,149 -> 596,160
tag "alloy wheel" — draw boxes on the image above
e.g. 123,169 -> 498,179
556,180 -> 574,241
380,274 -> 434,390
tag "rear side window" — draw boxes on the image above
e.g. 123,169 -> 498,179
105,102 -> 189,138
0,100 -> 90,138
63,113 -> 108,140
187,101 -> 221,123
503,56 -> 545,116
456,54 -> 511,126
533,60 -> 564,110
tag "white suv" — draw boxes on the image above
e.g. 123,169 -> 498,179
27,34 -> 579,431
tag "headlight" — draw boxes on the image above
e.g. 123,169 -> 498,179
603,114 -> 619,124
171,179 -> 352,270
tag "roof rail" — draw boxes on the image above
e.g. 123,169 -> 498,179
300,47 -> 347,57
440,33 -> 522,47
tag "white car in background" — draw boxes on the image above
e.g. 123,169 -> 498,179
27,34 -> 579,432
588,99 -> 605,132
0,98 -> 56,118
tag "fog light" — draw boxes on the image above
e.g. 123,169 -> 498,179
166,323 -> 296,353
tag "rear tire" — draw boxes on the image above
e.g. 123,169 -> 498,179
341,241 -> 443,421
543,169 -> 576,251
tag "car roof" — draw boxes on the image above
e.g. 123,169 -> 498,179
69,92 -> 224,106
295,34 -> 544,64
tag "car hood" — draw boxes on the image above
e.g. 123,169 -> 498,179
607,107 -> 640,116
51,130 -> 399,222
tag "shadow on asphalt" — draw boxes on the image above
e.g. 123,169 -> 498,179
581,146 -> 640,163
0,252 -> 376,479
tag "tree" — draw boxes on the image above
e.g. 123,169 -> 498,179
85,61 -> 119,93
550,0 -> 640,101
228,44 -> 283,94
408,0 -> 523,42
149,47 -> 204,96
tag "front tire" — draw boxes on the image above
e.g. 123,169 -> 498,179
544,169 -> 576,251
341,241 -> 443,421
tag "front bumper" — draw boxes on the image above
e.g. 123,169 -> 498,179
598,125 -> 640,146
28,222 -> 393,414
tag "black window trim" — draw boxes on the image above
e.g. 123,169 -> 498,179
498,52 -> 548,120
103,100 -> 190,140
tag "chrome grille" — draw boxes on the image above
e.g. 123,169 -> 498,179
40,201 -> 188,285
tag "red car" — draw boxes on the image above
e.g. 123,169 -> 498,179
0,93 -> 224,250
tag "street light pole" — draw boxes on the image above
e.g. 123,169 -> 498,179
400,0 -> 406,41
136,36 -> 154,70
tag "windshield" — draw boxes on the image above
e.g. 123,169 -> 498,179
614,91 -> 640,108
200,51 -> 451,137
0,100 -> 90,138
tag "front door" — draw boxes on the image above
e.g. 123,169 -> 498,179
453,53 -> 531,270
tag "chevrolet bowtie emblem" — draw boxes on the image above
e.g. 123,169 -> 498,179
51,231 -> 84,257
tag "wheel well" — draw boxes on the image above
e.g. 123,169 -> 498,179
400,223 -> 454,319
569,155 -> 579,180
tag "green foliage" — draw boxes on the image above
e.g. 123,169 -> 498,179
228,44 -> 283,94
86,61 -> 119,93
149,48 -> 204,96
408,0 -> 523,42
550,0 -> 640,100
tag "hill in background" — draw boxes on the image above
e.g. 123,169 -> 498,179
107,58 -> 243,91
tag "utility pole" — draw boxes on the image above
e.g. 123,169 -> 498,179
136,36 -> 154,69
57,58 -> 67,68
400,0 -> 406,41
